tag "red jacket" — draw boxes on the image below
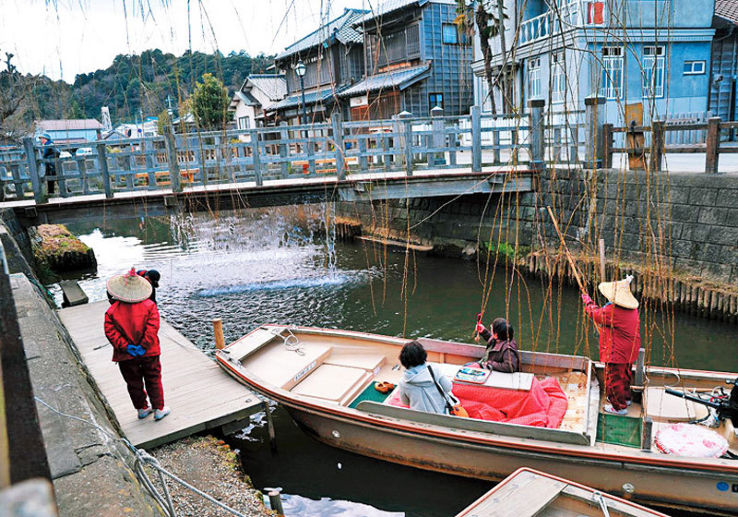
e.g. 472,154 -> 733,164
584,302 -> 640,364
104,299 -> 160,362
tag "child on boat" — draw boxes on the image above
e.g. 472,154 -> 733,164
398,341 -> 455,415
581,276 -> 641,416
473,318 -> 521,373
104,268 -> 170,421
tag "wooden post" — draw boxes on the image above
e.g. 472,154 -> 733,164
553,127 -> 562,163
143,139 -> 156,188
266,488 -> 284,515
56,156 -> 67,197
398,111 -> 413,176
602,123 -> 613,169
358,137 -> 368,172
492,119 -> 501,165
569,123 -> 578,163
164,131 -> 182,192
650,119 -> 665,173
22,137 -> 45,204
263,400 -> 277,451
528,99 -> 545,172
96,143 -> 113,199
430,105 -> 446,167
511,128 -> 519,164
449,129 -> 458,166
598,238 -> 606,282
382,133 -> 391,170
641,417 -> 653,451
331,112 -> 346,180
471,105 -> 482,172
634,347 -> 646,388
212,318 -> 225,350
279,122 -> 289,178
249,130 -> 263,186
584,95 -> 605,168
705,116 -> 721,174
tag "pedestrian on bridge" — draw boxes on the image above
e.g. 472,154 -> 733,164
104,268 -> 170,421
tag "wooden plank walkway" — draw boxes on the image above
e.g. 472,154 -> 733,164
58,301 -> 260,449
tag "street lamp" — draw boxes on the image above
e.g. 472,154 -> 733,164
295,60 -> 308,140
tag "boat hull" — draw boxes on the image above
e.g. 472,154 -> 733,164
283,402 -> 738,515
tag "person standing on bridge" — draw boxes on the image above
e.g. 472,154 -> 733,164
581,275 -> 641,416
104,268 -> 170,421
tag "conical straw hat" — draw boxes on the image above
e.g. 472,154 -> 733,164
598,275 -> 639,309
107,267 -> 152,303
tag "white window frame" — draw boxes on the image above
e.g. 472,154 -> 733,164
601,46 -> 623,100
551,52 -> 566,104
527,57 -> 541,100
238,116 -> 250,130
642,46 -> 665,98
684,60 -> 705,75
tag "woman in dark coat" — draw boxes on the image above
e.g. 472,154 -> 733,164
474,318 -> 520,373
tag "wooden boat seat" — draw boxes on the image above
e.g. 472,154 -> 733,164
223,326 -> 285,362
645,387 -> 710,423
324,352 -> 386,374
244,341 -> 332,391
292,364 -> 372,405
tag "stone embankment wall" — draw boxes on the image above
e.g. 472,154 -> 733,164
336,168 -> 738,322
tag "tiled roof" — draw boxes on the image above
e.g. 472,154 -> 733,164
715,0 -> 738,25
276,8 -> 368,60
234,91 -> 260,107
339,63 -> 431,97
36,119 -> 103,131
246,74 -> 286,102
267,86 -> 345,111
356,0 -> 455,25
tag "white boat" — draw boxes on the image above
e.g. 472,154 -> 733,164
216,325 -> 738,515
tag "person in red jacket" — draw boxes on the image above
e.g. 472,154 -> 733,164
582,275 -> 641,415
104,268 -> 170,421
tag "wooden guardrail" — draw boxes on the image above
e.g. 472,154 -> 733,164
602,117 -> 738,173
0,107 -> 542,204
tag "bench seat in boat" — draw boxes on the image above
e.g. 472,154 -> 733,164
292,364 -> 373,405
245,342 -> 332,391
645,387 -> 710,423
324,352 -> 386,374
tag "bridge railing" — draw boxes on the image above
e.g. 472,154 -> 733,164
0,103 -> 552,204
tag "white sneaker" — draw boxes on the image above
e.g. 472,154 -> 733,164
603,404 -> 628,416
154,406 -> 171,421
137,406 -> 152,419
626,400 -> 632,407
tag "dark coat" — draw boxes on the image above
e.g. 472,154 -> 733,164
479,329 -> 520,373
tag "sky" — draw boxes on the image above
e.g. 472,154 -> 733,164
0,0 -> 370,83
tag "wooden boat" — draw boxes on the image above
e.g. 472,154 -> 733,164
216,325 -> 738,515
456,467 -> 669,517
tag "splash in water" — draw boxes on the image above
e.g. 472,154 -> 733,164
196,271 -> 365,297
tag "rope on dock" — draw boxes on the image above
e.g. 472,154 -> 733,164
34,396 -> 251,517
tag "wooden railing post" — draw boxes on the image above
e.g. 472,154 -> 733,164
471,105 -> 482,172
358,137 -> 368,172
492,117 -> 501,165
430,105 -> 446,167
705,116 -> 721,174
584,95 -> 605,168
553,127 -> 562,163
22,137 -> 46,204
164,131 -> 182,192
249,130 -> 263,186
398,111 -> 413,176
650,119 -> 664,173
96,143 -> 113,199
279,122 -> 289,178
602,123 -> 614,169
527,99 -> 545,172
331,112 -> 346,180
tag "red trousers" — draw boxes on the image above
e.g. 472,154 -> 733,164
118,355 -> 165,410
605,362 -> 633,411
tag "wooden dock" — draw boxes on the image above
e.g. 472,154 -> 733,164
58,301 -> 261,449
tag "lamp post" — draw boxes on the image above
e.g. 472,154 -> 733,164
295,59 -> 308,142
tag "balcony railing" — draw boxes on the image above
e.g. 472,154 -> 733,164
518,1 -> 606,45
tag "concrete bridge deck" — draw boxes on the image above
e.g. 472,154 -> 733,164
2,167 -> 534,225
59,301 -> 260,449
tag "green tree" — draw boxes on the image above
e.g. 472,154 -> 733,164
65,98 -> 85,119
157,109 -> 172,136
189,73 -> 229,130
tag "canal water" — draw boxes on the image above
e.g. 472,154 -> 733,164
56,206 -> 736,516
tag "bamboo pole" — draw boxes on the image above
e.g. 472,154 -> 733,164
598,238 -> 606,282
546,206 -> 585,292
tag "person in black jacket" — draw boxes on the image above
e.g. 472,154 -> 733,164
137,269 -> 161,305
474,318 -> 520,373
38,134 -> 59,195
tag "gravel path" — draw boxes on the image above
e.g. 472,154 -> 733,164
148,435 -> 274,517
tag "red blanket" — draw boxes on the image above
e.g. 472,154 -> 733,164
388,376 -> 568,428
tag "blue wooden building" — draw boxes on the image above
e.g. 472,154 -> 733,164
710,1 -> 738,124
473,0 -> 716,124
339,0 -> 474,120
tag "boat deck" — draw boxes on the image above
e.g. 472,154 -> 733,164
59,301 -> 262,449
